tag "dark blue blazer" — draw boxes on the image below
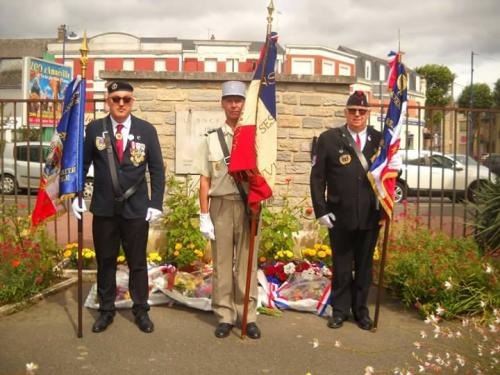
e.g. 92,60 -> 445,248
84,115 -> 165,218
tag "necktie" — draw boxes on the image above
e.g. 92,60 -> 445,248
115,124 -> 124,163
355,133 -> 362,150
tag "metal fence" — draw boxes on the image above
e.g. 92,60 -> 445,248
1,98 -> 499,245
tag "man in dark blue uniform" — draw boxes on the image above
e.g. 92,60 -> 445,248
311,91 -> 394,331
73,81 -> 165,333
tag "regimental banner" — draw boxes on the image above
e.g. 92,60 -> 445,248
22,57 -> 73,126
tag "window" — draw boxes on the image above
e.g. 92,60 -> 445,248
365,61 -> 372,80
416,76 -> 421,92
339,64 -> 351,76
93,59 -> 104,80
154,59 -> 165,72
94,93 -> 105,112
123,59 -> 134,71
15,145 -> 50,162
379,65 -> 386,81
291,59 -> 313,75
226,58 -> 239,73
204,59 -> 217,73
322,61 -> 335,76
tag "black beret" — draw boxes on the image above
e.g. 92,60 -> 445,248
107,81 -> 133,94
346,90 -> 369,107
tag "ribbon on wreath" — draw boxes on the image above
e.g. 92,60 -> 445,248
257,269 -> 290,309
316,283 -> 332,316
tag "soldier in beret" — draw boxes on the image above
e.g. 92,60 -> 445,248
72,80 -> 165,333
197,81 -> 261,339
310,91 -> 401,331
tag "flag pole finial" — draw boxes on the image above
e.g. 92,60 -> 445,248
266,0 -> 275,35
79,32 -> 89,79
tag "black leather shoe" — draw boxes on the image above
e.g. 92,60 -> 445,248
246,323 -> 261,339
356,316 -> 374,331
214,323 -> 233,338
327,316 -> 345,329
135,313 -> 154,333
92,313 -> 114,333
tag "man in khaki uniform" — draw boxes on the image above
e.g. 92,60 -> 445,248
198,81 -> 261,339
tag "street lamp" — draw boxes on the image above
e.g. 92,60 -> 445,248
61,24 -> 78,65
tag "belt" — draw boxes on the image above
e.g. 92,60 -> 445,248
210,194 -> 242,201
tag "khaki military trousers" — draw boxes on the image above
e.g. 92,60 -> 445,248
210,195 -> 257,325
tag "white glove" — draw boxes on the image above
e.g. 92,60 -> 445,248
71,198 -> 87,220
318,213 -> 336,228
199,213 -> 215,240
145,207 -> 162,222
388,153 -> 403,171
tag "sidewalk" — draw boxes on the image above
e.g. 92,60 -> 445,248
0,284 -> 426,375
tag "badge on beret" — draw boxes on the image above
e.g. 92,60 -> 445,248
111,83 -> 118,91
339,154 -> 352,165
95,136 -> 106,151
129,141 -> 146,166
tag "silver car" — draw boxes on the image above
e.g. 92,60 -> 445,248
0,141 -> 94,198
394,150 -> 496,203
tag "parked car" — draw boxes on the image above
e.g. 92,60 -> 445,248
482,153 -> 500,175
394,150 -> 496,203
0,141 -> 94,197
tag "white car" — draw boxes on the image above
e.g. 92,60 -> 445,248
0,141 -> 94,198
394,150 -> 496,203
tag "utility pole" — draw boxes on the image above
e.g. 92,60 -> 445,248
468,51 -> 475,156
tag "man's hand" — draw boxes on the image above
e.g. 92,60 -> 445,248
388,153 -> 403,171
145,208 -> 162,222
71,198 -> 87,220
318,213 -> 336,228
199,213 -> 215,240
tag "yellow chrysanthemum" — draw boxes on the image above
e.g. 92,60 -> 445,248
285,250 -> 294,258
325,248 -> 332,256
175,243 -> 183,251
188,243 -> 195,249
314,244 -> 321,250
117,255 -> 126,263
321,244 -> 329,251
309,249 -> 317,257
83,252 -> 93,259
317,250 -> 326,258
173,250 -> 180,257
63,250 -> 72,258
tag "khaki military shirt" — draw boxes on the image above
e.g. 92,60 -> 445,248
198,123 -> 240,197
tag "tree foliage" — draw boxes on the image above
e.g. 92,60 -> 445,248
458,83 -> 493,109
415,64 -> 455,107
493,78 -> 500,109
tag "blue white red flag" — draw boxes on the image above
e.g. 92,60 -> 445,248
228,32 -> 278,214
367,52 -> 407,218
32,76 -> 85,226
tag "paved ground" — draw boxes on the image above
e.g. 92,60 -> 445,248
0,283 -> 427,375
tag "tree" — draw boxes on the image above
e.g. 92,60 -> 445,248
492,78 -> 500,109
415,64 -> 455,107
457,83 -> 493,109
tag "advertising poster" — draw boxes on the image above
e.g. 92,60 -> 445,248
22,57 -> 73,126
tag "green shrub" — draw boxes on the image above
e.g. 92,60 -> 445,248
160,176 -> 207,269
0,204 -> 62,304
378,212 -> 500,320
470,177 -> 500,254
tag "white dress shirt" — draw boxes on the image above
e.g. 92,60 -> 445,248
110,115 -> 131,152
347,126 -> 367,151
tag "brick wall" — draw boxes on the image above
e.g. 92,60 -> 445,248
101,71 -> 354,212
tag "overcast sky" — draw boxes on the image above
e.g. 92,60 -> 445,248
1,0 -> 499,96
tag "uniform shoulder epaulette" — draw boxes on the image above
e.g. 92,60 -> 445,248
205,128 -> 219,136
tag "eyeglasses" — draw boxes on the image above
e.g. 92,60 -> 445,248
347,108 -> 368,116
110,96 -> 133,104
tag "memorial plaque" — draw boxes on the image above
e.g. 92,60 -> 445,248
175,110 -> 225,174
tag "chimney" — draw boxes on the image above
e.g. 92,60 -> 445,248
57,25 -> 66,42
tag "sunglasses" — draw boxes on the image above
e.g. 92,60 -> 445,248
110,96 -> 133,104
347,108 -> 368,116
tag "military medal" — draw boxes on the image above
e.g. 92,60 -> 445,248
339,154 -> 352,165
115,133 -> 123,140
129,141 -> 146,166
95,136 -> 106,151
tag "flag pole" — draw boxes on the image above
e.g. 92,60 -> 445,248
241,0 -> 275,340
372,52 -> 403,332
372,217 -> 390,331
77,33 -> 89,338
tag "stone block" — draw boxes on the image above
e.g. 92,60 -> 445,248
294,152 -> 313,162
293,106 -> 308,116
157,89 -> 186,101
278,140 -> 300,152
302,117 -> 323,128
188,90 -> 220,102
139,101 -> 174,112
300,95 -> 322,106
285,163 -> 310,174
134,89 -> 156,101
277,152 -> 292,162
282,94 -> 297,105
278,115 -> 301,128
